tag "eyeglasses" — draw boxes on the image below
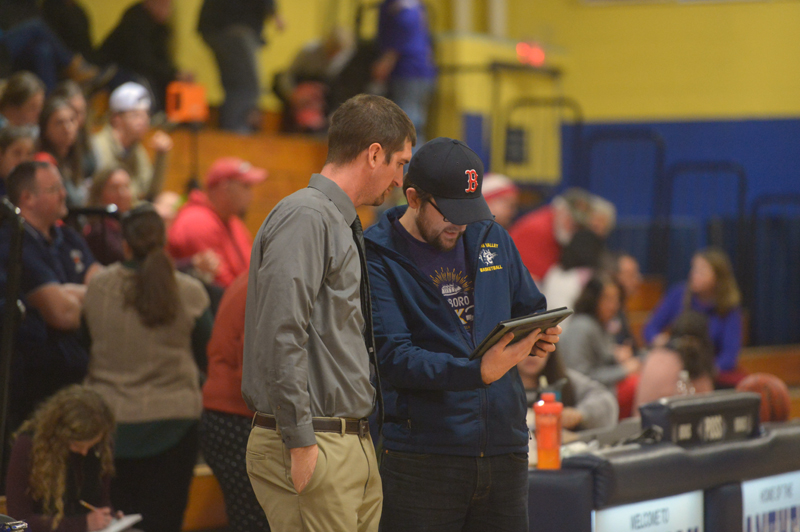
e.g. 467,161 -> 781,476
427,200 -> 449,223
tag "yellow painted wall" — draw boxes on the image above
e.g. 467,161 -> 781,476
508,0 -> 800,121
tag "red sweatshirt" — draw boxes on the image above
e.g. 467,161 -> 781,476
508,205 -> 561,282
167,190 -> 252,288
202,273 -> 253,418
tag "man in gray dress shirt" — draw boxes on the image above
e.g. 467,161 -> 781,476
242,94 -> 415,532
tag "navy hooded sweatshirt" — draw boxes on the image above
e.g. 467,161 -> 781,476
365,206 -> 547,456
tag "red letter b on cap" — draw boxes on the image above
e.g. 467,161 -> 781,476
465,170 -> 478,193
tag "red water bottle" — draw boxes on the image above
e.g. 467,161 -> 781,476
534,392 -> 563,469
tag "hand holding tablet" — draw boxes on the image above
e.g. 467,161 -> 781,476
470,307 -> 573,361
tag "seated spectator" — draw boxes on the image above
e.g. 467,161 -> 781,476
273,27 -> 356,133
0,70 -> 45,129
6,385 -> 117,532
0,19 -> 113,92
540,228 -> 607,332
643,247 -> 743,374
1,161 -> 100,431
84,204 -> 211,532
517,348 -> 618,431
52,80 -> 97,179
167,157 -> 266,288
634,311 -> 716,414
91,82 -> 172,201
38,95 -> 87,206
200,273 -> 271,532
612,252 -> 643,348
559,276 -> 641,390
97,0 -> 187,112
0,125 -> 36,194
83,166 -> 134,265
509,187 -> 616,282
482,173 -> 519,229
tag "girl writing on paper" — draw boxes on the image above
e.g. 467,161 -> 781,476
6,385 -> 117,532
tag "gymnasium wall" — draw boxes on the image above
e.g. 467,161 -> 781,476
505,0 -> 800,205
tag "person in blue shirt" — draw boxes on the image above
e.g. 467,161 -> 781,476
374,0 -> 437,148
365,137 -> 562,532
643,248 -> 743,374
0,160 -> 100,431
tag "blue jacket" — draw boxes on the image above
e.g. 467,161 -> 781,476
365,206 -> 547,456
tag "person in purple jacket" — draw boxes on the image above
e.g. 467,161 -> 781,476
643,248 -> 743,373
373,0 -> 437,147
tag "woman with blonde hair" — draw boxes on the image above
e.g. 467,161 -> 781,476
6,385 -> 116,532
644,247 -> 743,373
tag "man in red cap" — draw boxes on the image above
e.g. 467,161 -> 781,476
168,157 -> 267,287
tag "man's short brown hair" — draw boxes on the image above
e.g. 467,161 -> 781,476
7,161 -> 50,205
325,94 -> 416,166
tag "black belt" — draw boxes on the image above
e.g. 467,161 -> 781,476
253,412 -> 370,438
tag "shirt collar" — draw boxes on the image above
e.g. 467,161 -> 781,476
24,220 -> 63,246
308,173 -> 357,226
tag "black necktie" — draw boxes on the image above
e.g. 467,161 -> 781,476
351,215 -> 384,433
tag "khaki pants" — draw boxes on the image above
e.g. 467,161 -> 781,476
246,424 -> 382,532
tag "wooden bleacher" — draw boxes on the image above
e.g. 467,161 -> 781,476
163,128 -> 328,237
625,275 -> 665,348
182,465 -> 227,531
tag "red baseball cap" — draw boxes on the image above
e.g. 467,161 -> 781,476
205,157 -> 268,188
33,152 -> 58,167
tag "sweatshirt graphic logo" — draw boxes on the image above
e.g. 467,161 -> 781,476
430,267 -> 474,332
478,248 -> 497,266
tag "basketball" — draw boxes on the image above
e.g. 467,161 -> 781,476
736,373 -> 792,422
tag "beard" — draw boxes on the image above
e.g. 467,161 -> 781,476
415,212 -> 465,252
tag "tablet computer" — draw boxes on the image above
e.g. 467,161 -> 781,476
469,307 -> 573,360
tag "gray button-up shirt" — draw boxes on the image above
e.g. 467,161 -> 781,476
242,174 -> 375,448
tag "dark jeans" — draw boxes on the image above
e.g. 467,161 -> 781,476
202,25 -> 261,134
1,18 -> 75,90
379,449 -> 529,532
112,424 -> 199,532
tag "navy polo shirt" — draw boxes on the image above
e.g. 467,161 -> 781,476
0,221 -> 95,371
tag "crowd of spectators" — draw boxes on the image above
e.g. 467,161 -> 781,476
0,2 -> 760,532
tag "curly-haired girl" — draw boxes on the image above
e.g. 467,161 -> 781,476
6,385 -> 116,532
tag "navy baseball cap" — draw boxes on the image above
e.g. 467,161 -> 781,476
406,137 -> 493,225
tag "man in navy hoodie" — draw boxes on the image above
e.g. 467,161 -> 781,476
365,137 -> 561,532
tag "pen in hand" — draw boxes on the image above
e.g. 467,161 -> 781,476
79,500 -> 99,512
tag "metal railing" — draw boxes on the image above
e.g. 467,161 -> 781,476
492,95 -> 583,184
0,198 -> 25,474
655,161 -> 748,281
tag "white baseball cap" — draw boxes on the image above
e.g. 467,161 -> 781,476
109,82 -> 151,113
